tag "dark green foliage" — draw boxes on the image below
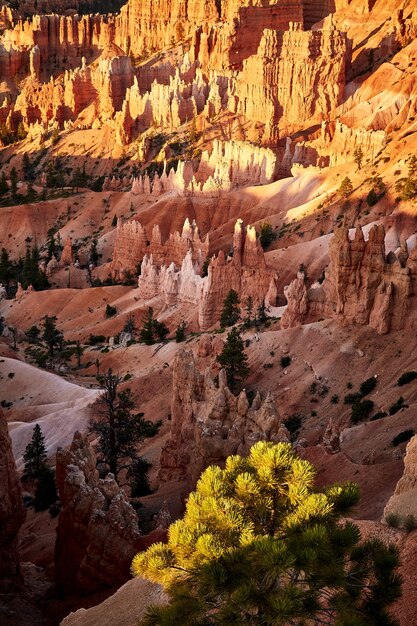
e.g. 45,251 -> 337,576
339,176 -> 353,198
220,289 -> 240,328
331,395 -> 339,404
26,325 -> 41,344
367,188 -> 378,206
344,392 -> 362,405
105,304 -> 117,318
216,328 -> 249,392
133,441 -> 402,626
392,429 -> 415,447
140,308 -> 156,345
112,214 -> 118,227
90,239 -> 99,266
128,457 -> 153,497
0,172 -> 9,195
10,167 -> 17,198
34,465 -> 58,512
398,371 -> 417,386
89,334 -> 106,346
42,315 -> 64,357
21,246 -> 49,290
353,145 -> 364,170
351,399 -> 374,424
175,321 -> 186,343
404,514 -> 417,533
256,300 -> 268,325
123,314 -> 137,335
280,355 -> 291,368
386,513 -> 401,529
371,411 -> 388,421
359,376 -> 377,396
154,320 -> 169,341
23,424 -> 47,478
389,397 -> 408,416
0,248 -> 11,288
243,296 -> 254,328
89,369 -> 160,486
259,222 -> 276,250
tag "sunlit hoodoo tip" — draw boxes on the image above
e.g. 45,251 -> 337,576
182,218 -> 191,236
246,224 -> 257,242
234,218 -> 244,234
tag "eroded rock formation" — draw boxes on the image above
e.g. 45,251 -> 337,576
0,407 -> 25,586
55,431 -> 142,595
283,224 -> 417,334
159,349 -> 289,489
384,435 -> 417,521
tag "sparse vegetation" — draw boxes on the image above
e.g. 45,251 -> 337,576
389,396 -> 408,416
216,328 -> 249,393
280,355 -> 291,368
398,371 -> 417,386
220,289 -> 240,328
392,429 -> 415,447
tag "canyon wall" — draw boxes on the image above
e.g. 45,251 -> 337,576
55,431 -> 142,595
282,224 -> 417,334
159,349 -> 289,490
0,407 -> 25,586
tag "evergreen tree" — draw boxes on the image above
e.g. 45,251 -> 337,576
0,248 -> 11,289
201,256 -> 210,278
244,296 -> 254,328
339,176 -> 353,198
41,315 -> 64,357
123,314 -> 137,336
22,152 -> 31,180
23,424 -> 47,478
0,171 -> 8,195
33,465 -> 58,511
259,222 -> 276,250
175,321 -> 186,343
10,167 -> 18,198
220,289 -> 240,328
216,327 -> 249,392
127,457 -> 153,497
89,369 -> 160,483
140,308 -> 156,345
256,299 -> 268,324
133,442 -> 402,626
153,320 -> 169,341
46,231 -> 56,262
26,324 -> 41,344
353,145 -> 364,170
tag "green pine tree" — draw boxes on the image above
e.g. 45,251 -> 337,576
89,369 -> 160,483
216,327 -> 249,392
0,171 -> 8,195
175,321 -> 186,343
0,248 -> 11,289
10,167 -> 18,198
220,289 -> 240,328
23,424 -> 47,478
133,441 -> 402,626
41,315 -> 64,357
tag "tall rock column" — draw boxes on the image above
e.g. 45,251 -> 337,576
0,408 -> 25,586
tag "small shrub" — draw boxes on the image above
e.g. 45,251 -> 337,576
351,399 -> 374,424
404,514 -> 417,533
331,395 -> 339,404
371,411 -> 388,421
8,372 -> 15,379
392,429 -> 415,447
398,371 -> 417,386
89,334 -> 106,345
105,304 -> 117,318
359,376 -> 377,396
344,393 -> 362,405
347,382 -> 353,389
389,396 -> 408,416
385,513 -> 401,529
280,355 -> 291,368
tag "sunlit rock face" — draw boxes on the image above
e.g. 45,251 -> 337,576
283,225 -> 417,334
